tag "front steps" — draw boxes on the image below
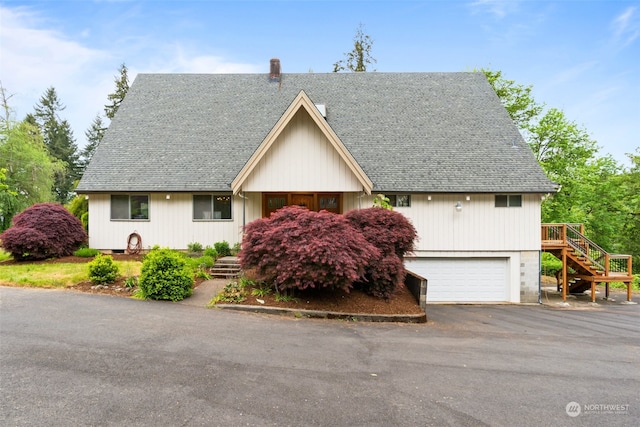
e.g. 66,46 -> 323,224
210,256 -> 241,279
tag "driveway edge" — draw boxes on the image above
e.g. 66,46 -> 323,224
212,303 -> 427,323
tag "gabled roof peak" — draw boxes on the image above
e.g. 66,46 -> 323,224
231,90 -> 373,195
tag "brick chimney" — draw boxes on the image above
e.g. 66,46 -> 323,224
269,58 -> 281,82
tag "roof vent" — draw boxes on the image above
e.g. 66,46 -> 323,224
270,58 -> 281,82
315,104 -> 327,118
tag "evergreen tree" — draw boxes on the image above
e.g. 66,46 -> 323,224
32,87 -> 81,204
81,114 -> 105,170
105,63 -> 130,120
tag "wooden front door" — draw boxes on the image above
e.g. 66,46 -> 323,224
290,194 -> 315,210
262,192 -> 342,217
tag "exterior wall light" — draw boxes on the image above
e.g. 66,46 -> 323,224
166,194 -> 171,200
455,201 -> 463,212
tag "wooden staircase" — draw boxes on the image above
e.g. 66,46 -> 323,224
541,224 -> 634,302
210,256 -> 241,279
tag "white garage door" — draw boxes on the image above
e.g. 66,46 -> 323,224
405,258 -> 508,303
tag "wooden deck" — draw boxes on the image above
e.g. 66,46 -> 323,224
541,224 -> 634,302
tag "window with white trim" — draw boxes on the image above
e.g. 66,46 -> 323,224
111,195 -> 149,220
193,195 -> 232,220
495,195 -> 522,207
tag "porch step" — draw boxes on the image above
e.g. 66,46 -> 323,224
210,256 -> 241,279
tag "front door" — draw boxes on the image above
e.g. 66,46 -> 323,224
291,194 -> 315,210
262,192 -> 342,217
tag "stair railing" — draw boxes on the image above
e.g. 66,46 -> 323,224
564,224 -> 606,273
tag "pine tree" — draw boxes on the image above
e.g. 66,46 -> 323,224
32,87 -> 81,204
81,114 -> 105,170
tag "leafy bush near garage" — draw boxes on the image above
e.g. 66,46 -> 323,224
541,252 -> 562,277
0,203 -> 88,261
88,254 -> 119,285
138,248 -> 193,301
240,206 -> 379,293
345,207 -> 417,299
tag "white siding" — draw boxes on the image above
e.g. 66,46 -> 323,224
241,110 -> 363,192
348,193 -> 542,252
87,193 -> 259,250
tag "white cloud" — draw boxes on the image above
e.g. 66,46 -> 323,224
0,5 -> 260,149
468,0 -> 520,19
0,6 -> 113,138
612,6 -> 639,47
148,44 -> 262,74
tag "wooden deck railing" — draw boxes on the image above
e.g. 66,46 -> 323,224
541,223 -> 632,277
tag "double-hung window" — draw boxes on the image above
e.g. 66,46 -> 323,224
193,195 -> 232,220
111,195 -> 149,220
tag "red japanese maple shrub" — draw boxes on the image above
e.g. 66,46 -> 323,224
240,206 -> 379,293
345,207 -> 417,257
0,203 -> 88,261
345,207 -> 417,299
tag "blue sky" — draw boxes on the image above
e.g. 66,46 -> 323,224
1,0 -> 638,166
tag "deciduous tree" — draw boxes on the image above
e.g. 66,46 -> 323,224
333,23 -> 377,72
0,85 -> 61,230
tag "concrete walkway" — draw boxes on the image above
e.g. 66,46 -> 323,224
178,278 -> 228,308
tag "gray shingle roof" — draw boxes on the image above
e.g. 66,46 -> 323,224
76,72 -> 556,193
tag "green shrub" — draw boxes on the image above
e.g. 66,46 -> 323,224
138,248 -> 193,301
203,246 -> 218,259
231,242 -> 241,255
74,247 -> 100,257
187,242 -> 203,253
185,254 -> 213,269
214,241 -> 231,257
541,252 -> 562,277
88,254 -> 119,285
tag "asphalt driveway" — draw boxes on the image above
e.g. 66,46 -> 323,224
1,286 -> 638,426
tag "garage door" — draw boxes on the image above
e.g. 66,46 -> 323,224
405,258 -> 508,303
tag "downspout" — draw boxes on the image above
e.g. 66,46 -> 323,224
538,250 -> 542,304
241,190 -> 246,231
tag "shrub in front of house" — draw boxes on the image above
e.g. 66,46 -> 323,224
88,254 -> 119,285
345,207 -> 418,299
214,241 -> 231,257
203,246 -> 218,259
240,206 -> 379,293
0,203 -> 88,261
74,247 -> 100,257
138,248 -> 194,301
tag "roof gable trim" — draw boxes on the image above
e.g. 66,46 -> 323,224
231,90 -> 373,194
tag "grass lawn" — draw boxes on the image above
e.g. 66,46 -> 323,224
0,261 -> 142,288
